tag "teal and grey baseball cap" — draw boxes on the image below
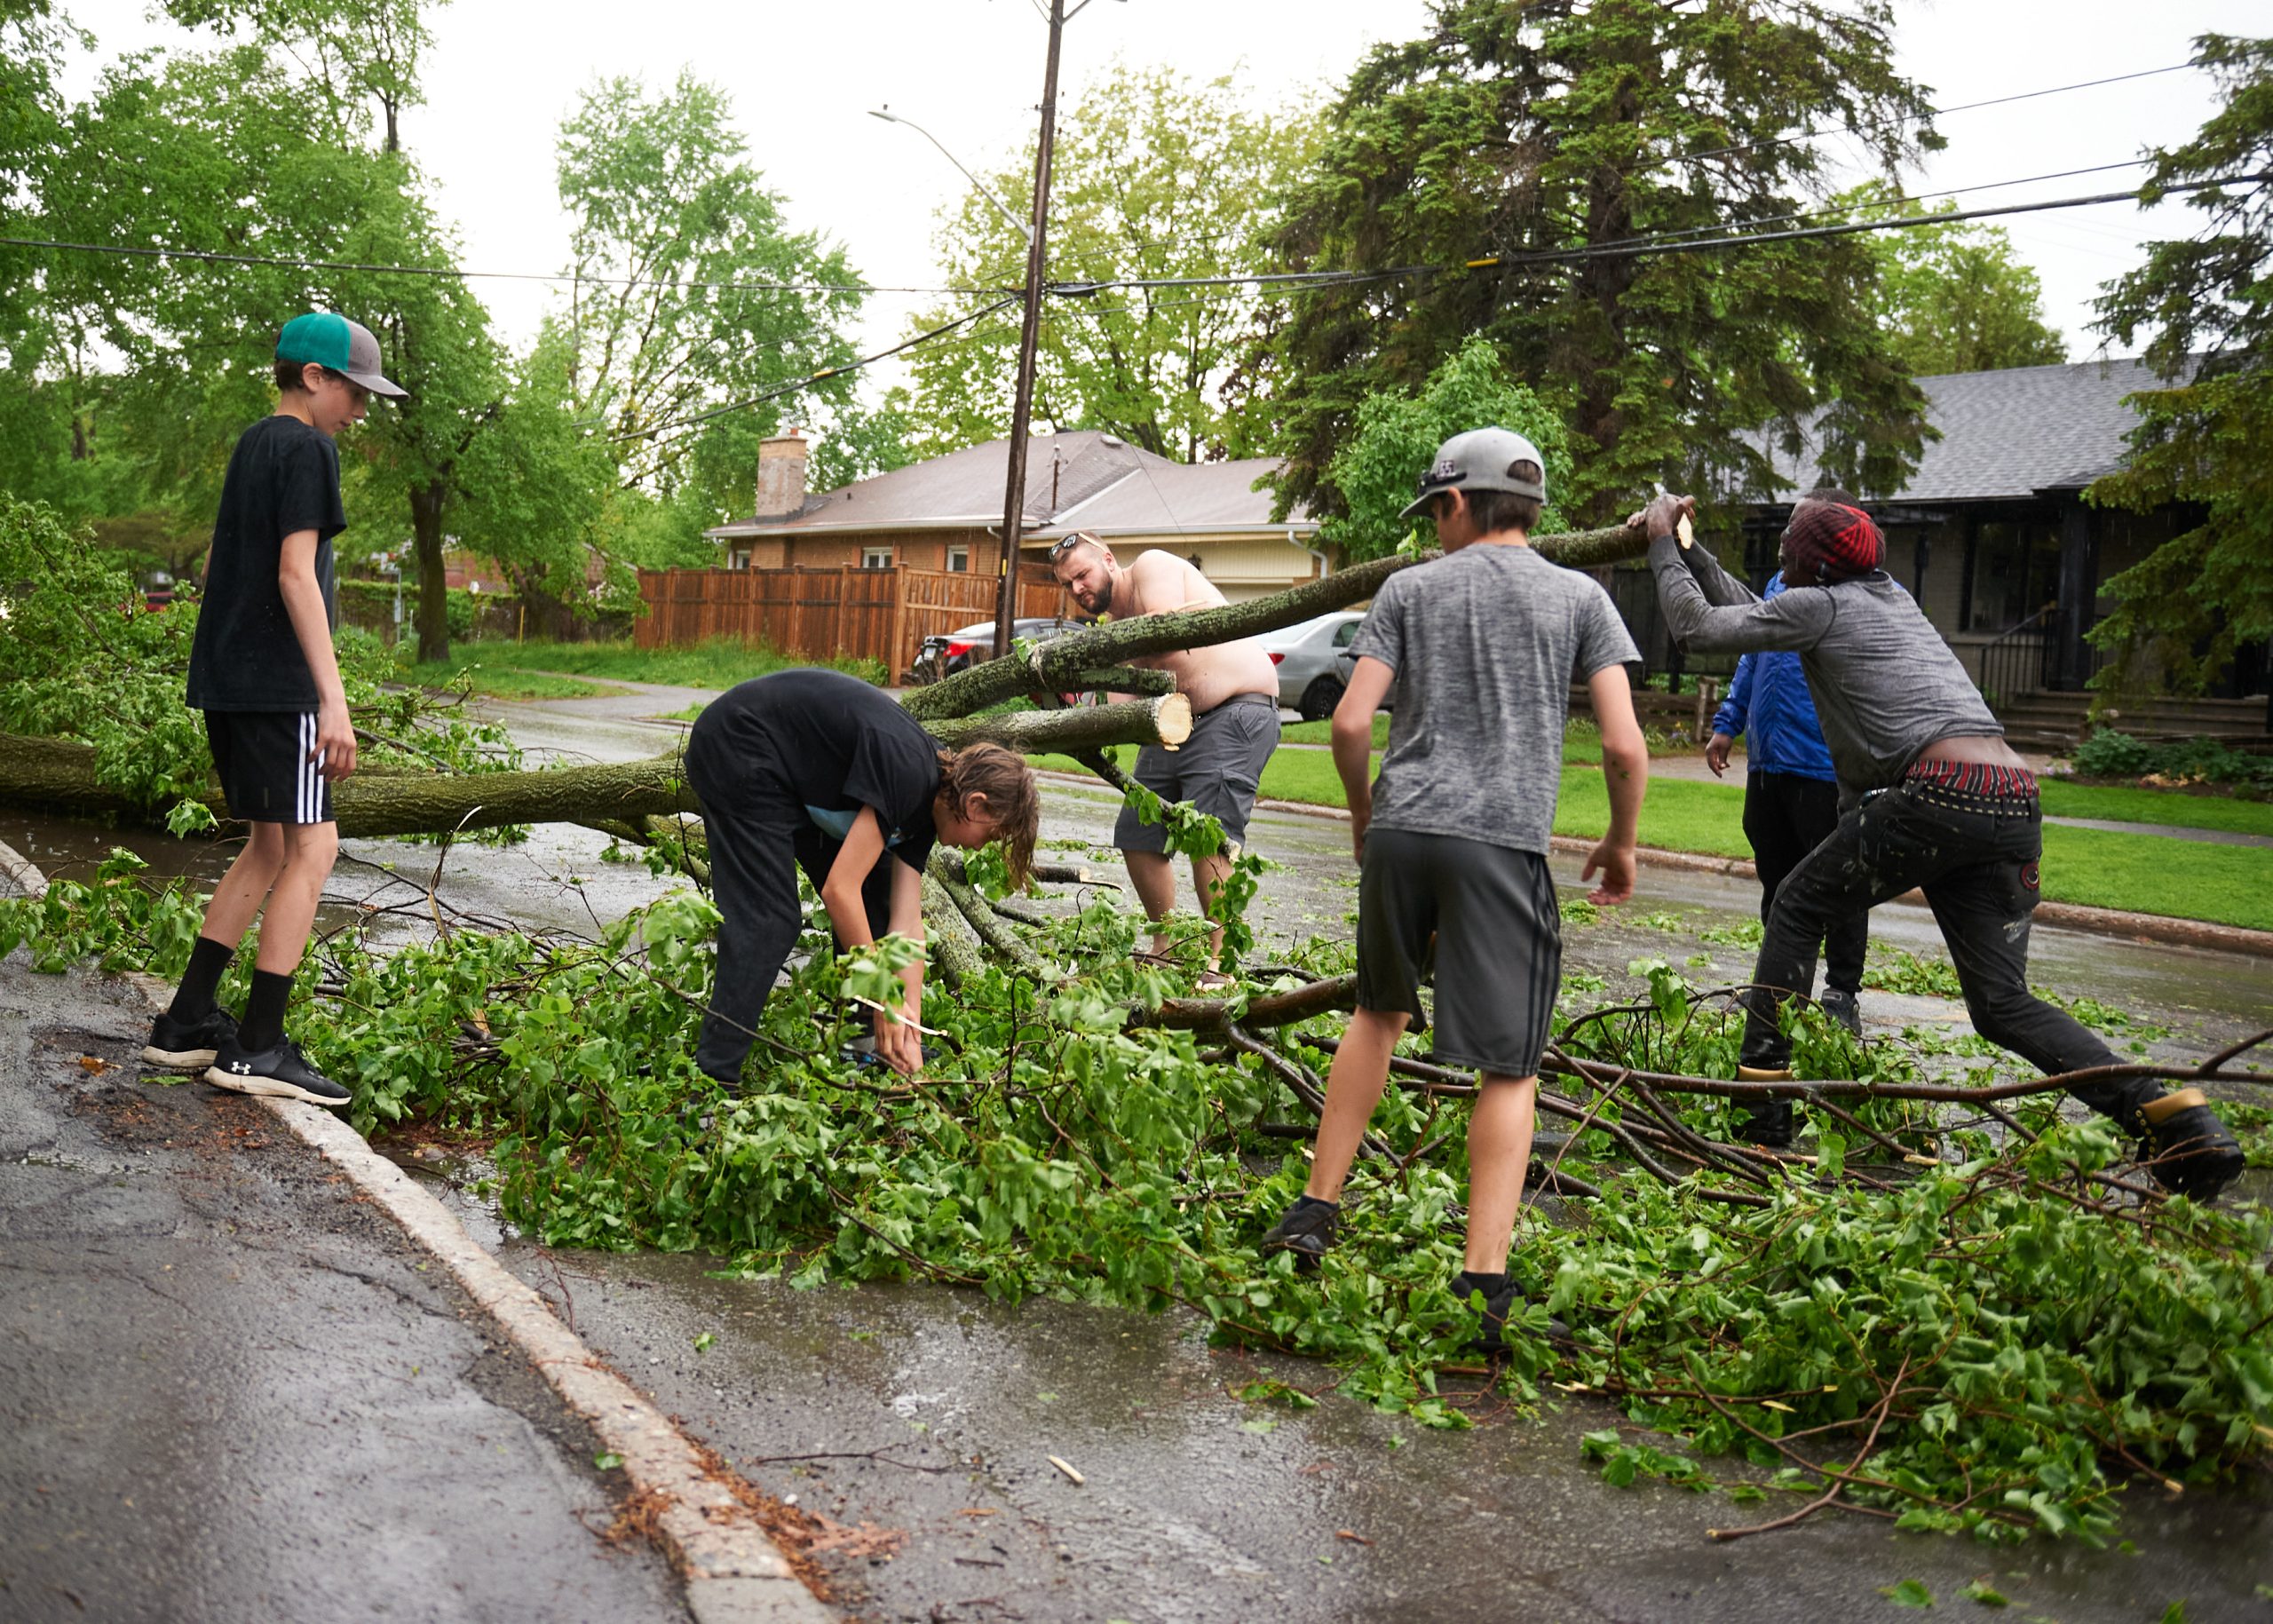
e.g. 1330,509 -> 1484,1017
1401,425 -> 1547,518
275,312 -> 408,398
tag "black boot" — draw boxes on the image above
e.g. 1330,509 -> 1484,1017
2125,1088 -> 2245,1200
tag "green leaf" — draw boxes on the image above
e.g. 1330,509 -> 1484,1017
1881,1580 -> 1935,1608
1961,1580 -> 2008,1607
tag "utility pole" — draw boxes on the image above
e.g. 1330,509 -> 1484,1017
993,0 -> 1066,659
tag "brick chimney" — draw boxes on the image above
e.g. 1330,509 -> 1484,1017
755,428 -> 809,520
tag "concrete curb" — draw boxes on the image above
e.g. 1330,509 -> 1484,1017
0,839 -> 47,899
0,835 -> 829,1624
115,968 -> 836,1624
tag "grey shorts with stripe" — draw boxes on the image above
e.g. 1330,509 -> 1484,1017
1355,828 -> 1562,1077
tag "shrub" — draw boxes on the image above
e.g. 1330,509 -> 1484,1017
2071,728 -> 2273,791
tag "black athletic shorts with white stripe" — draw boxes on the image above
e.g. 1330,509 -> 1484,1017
1355,827 -> 1562,1078
204,709 -> 335,824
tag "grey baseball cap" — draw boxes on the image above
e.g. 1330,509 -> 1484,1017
275,312 -> 408,398
1400,425 -> 1548,518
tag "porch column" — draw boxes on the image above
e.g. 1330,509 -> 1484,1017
2053,496 -> 2095,691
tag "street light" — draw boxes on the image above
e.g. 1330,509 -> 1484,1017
867,107 -> 1034,245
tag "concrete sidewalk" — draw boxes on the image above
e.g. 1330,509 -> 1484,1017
0,945 -> 692,1624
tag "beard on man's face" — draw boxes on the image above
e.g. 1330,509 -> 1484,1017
1076,574 -> 1113,614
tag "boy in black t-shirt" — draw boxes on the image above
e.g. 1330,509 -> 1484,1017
140,313 -> 407,1106
685,669 -> 1041,1086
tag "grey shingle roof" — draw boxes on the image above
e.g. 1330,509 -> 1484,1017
709,430 -> 1281,537
1761,355 -> 2196,505
1035,456 -> 1311,537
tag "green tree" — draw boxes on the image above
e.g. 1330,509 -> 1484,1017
555,71 -> 869,545
1842,182 -> 2066,376
899,59 -> 1323,463
1266,0 -> 1943,527
39,27 -> 510,662
2088,34 -> 2273,693
1323,337 -> 1572,561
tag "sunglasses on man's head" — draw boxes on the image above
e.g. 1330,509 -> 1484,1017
1046,534 -> 1097,562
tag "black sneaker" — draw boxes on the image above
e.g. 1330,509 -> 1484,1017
2127,1089 -> 2245,1201
1463,1276 -> 1573,1355
142,1005 -> 240,1070
1258,1196 -> 1340,1265
1818,987 -> 1863,1036
206,1035 -> 351,1109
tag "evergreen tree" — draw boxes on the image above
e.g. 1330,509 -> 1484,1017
1267,0 -> 1942,524
2088,34 -> 2273,693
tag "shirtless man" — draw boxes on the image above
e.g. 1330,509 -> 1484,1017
1048,532 -> 1282,982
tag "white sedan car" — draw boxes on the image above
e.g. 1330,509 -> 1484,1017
1255,610 -> 1366,720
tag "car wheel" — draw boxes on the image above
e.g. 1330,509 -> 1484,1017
1299,675 -> 1345,722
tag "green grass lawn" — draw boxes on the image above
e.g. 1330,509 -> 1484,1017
2036,824 -> 2273,931
397,661 -> 613,701
1279,713 -> 1392,748
2038,779 -> 2273,837
1043,741 -> 2273,931
405,637 -> 885,694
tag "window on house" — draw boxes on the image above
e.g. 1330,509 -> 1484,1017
946,544 -> 970,574
730,550 -> 751,571
862,546 -> 893,570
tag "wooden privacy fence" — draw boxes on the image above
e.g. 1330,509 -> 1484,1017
636,566 -> 1065,675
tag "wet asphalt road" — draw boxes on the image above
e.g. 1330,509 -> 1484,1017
12,691 -> 2273,1620
458,1245 -> 2273,1624
0,946 -> 689,1624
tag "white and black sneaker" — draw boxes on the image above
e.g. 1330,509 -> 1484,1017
142,1005 -> 241,1070
206,1035 -> 351,1109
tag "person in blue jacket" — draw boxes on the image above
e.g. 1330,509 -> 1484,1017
1705,571 -> 1866,1033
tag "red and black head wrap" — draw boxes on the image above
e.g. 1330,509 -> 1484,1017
1784,500 -> 1884,582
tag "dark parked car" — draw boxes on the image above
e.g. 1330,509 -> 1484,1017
910,616 -> 1085,685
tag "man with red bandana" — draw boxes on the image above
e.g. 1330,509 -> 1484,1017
1641,488 -> 2241,1200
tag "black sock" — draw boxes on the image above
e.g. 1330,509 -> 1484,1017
168,936 -> 235,1021
1291,1193 -> 1339,1214
1454,1269 -> 1509,1301
238,970 -> 294,1053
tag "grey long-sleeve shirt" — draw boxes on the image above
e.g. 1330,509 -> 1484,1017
1647,534 -> 2002,796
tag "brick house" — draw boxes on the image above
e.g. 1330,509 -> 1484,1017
704,428 -> 1324,602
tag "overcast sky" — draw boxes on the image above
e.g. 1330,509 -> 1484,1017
58,0 -> 2261,385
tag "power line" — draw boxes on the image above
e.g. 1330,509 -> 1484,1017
1575,158 -> 2155,253
1463,172 -> 2268,270
1673,61 -> 2197,170
1066,171 -> 2262,296
0,234 -> 999,298
612,294 -> 1024,445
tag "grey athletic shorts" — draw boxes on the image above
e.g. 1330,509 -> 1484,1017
1115,692 -> 1280,855
1355,828 -> 1562,1077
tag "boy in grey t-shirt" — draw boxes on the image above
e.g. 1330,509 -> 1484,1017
1261,428 -> 1650,1351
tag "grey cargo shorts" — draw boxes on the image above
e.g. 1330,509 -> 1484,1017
1114,692 -> 1280,855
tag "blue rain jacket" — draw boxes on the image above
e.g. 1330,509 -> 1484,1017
1707,573 -> 1837,783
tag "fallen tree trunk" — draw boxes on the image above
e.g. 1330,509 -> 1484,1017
0,696 -> 1191,836
903,519 -> 1651,720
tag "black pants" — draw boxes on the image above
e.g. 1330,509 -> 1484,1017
1740,777 -> 2139,1118
1743,770 -> 1866,996
686,732 -> 891,1086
